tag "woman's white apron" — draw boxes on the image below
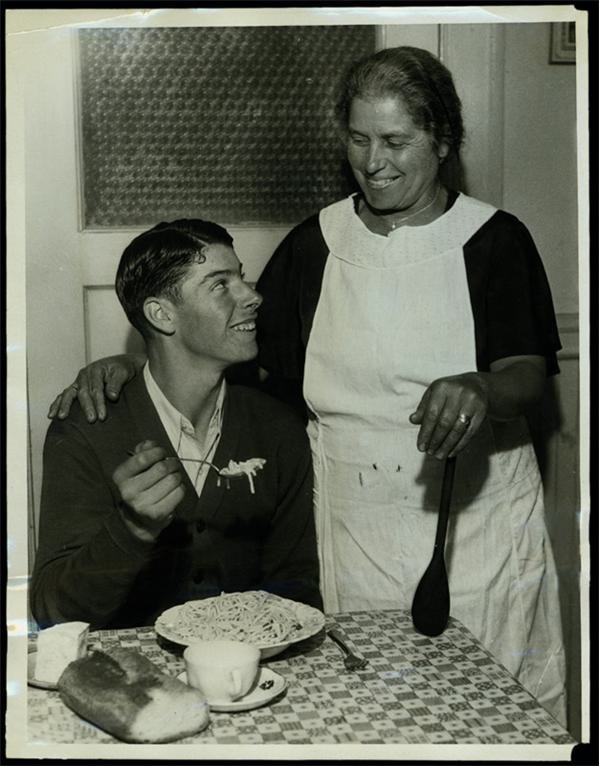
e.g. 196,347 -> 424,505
303,194 -> 566,724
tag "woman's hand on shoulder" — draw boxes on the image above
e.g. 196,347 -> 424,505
409,355 -> 546,460
47,353 -> 146,423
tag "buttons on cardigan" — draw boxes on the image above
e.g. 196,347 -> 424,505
196,521 -> 205,533
192,570 -> 204,584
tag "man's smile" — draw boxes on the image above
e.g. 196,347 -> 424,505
230,316 -> 257,332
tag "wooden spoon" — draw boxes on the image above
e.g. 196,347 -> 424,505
411,456 -> 456,637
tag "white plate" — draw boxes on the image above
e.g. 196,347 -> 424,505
27,651 -> 58,690
177,666 -> 287,712
155,592 -> 325,659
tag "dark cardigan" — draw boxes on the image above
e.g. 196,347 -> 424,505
31,376 -> 322,629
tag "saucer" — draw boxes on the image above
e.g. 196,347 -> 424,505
27,650 -> 58,690
177,666 -> 287,712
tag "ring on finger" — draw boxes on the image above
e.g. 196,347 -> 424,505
69,383 -> 79,392
457,413 -> 471,427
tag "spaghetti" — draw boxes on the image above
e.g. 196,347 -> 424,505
159,591 -> 312,646
217,458 -> 266,494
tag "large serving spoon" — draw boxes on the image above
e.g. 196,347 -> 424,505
411,456 -> 456,637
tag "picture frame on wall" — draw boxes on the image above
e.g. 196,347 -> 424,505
549,21 -> 576,63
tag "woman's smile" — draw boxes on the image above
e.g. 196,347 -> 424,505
364,175 -> 402,190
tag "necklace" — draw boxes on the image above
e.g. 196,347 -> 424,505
375,183 -> 442,231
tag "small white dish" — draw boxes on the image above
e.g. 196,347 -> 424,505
177,666 -> 287,712
27,650 -> 58,690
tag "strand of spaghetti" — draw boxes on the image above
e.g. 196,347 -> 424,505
172,592 -> 299,644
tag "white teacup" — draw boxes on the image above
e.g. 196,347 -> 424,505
183,640 -> 260,703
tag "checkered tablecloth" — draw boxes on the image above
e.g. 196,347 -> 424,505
27,610 -> 573,745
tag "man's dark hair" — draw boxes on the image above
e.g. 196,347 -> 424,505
115,218 -> 233,337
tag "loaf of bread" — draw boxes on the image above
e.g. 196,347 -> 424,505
34,621 -> 89,685
58,648 -> 209,743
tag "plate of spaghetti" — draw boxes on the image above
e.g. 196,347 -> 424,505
155,591 -> 325,658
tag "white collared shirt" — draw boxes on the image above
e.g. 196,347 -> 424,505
143,362 -> 225,496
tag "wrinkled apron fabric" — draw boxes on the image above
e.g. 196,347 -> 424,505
303,194 -> 566,725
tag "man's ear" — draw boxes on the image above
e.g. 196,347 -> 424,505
143,297 -> 176,336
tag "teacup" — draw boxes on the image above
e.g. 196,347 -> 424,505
183,640 -> 260,703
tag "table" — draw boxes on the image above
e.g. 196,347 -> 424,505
28,610 -> 574,745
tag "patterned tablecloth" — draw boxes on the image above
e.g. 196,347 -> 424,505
28,610 -> 574,745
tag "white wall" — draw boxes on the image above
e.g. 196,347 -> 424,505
502,24 -> 581,738
503,24 -> 578,315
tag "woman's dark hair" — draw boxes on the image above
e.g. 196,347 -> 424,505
116,218 -> 233,337
335,46 -> 464,157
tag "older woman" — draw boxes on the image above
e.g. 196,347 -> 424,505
49,47 -> 566,723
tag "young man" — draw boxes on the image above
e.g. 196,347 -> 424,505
31,219 -> 321,629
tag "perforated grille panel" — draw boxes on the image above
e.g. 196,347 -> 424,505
79,26 -> 375,227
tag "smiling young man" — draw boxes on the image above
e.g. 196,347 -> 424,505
31,219 -> 321,629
